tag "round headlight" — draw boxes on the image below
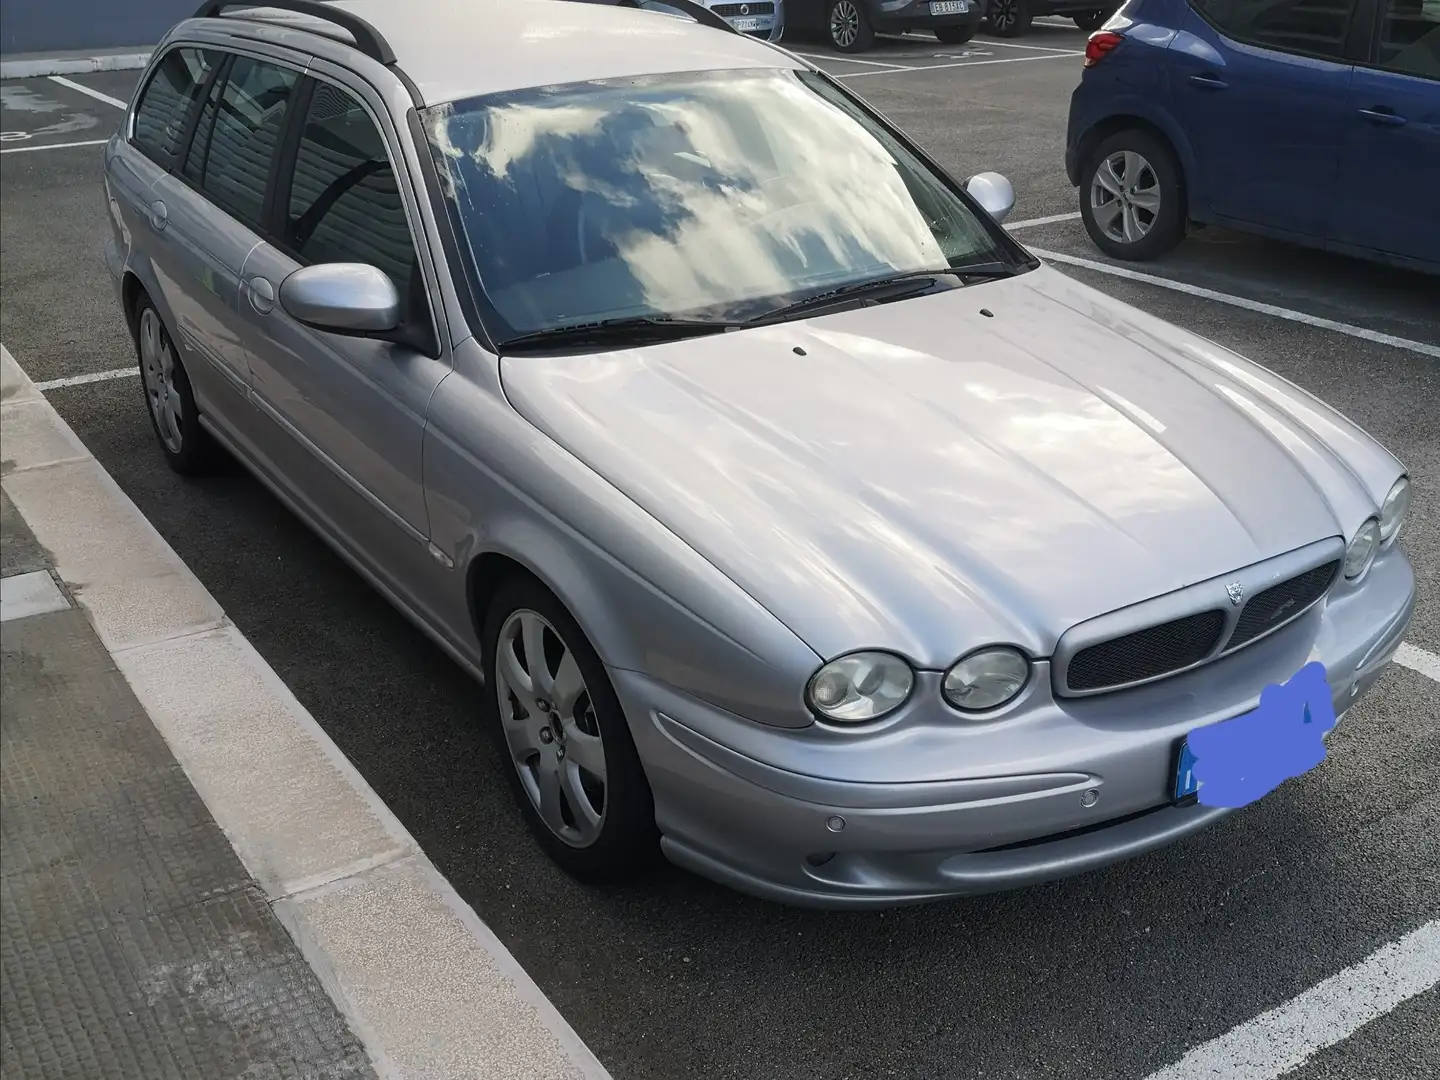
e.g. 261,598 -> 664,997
1379,477 -> 1410,543
1343,518 -> 1380,579
943,647 -> 1030,713
806,651 -> 914,723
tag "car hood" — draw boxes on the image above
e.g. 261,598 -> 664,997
499,266 -> 1391,668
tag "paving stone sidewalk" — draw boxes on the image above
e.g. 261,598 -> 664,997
0,489 -> 376,1080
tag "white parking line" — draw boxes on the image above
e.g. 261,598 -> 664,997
967,38 -> 1085,54
792,51 -> 917,69
836,52 -> 1078,78
1142,919 -> 1440,1080
1006,211 -> 1083,231
34,368 -> 137,392
47,75 -> 128,110
1029,247 -> 1440,360
1395,642 -> 1440,683
0,138 -> 109,155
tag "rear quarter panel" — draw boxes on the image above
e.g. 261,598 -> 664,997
1067,0 -> 1203,207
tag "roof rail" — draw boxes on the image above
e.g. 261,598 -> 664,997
577,0 -> 739,35
191,1 -> 397,65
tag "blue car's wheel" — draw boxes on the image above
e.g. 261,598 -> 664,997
1078,129 -> 1186,261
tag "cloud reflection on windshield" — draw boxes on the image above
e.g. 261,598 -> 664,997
427,69 -> 996,330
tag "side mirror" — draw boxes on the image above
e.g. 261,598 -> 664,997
279,263 -> 401,335
964,172 -> 1016,225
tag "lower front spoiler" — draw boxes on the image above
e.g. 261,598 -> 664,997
661,799 -> 1234,909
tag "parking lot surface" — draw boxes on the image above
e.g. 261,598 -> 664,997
3,24 -> 1437,1080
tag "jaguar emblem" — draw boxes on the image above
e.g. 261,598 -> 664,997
1226,581 -> 1245,606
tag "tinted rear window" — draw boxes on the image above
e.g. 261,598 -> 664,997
132,48 -> 221,165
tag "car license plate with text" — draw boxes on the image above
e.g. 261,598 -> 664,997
729,16 -> 764,30
931,0 -> 969,13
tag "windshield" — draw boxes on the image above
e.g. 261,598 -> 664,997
422,67 -> 1029,344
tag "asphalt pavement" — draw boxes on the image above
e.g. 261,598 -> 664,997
2,25 -> 1437,1080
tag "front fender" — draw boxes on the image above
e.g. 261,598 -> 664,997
423,344 -> 823,730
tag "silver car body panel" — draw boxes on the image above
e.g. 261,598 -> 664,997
102,0 -> 1416,908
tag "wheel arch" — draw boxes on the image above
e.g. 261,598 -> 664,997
121,270 -> 148,338
1075,112 -> 1197,221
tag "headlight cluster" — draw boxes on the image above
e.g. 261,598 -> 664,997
806,646 -> 1030,724
1379,477 -> 1410,544
1343,518 -> 1380,579
1344,477 -> 1411,581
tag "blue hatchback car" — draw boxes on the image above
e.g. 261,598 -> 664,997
1065,0 -> 1439,273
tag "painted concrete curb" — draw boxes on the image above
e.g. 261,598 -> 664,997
1,51 -> 152,79
0,342 -> 615,1080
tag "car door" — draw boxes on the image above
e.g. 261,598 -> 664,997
1331,0 -> 1440,263
233,69 -> 452,599
147,48 -> 308,459
1169,0 -> 1362,238
122,45 -> 260,418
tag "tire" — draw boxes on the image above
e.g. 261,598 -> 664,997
481,575 -> 659,881
1072,10 -> 1108,30
132,295 -> 219,476
934,24 -> 977,45
1077,128 -> 1187,261
827,0 -> 875,52
984,0 -> 1032,36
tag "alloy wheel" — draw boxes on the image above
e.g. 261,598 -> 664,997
494,609 -> 608,848
1089,149 -> 1162,245
830,0 -> 861,48
989,0 -> 1018,30
138,307 -> 183,454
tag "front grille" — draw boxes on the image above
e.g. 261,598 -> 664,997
1066,609 -> 1226,693
712,1 -> 774,13
1224,560 -> 1339,652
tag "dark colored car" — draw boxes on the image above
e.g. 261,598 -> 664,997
787,0 -> 987,52
1065,0 -> 1440,272
984,1 -> 1118,37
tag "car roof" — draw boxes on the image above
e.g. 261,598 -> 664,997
196,0 -> 806,107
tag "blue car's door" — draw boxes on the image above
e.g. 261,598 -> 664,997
1331,0 -> 1440,265
1168,0 -> 1361,237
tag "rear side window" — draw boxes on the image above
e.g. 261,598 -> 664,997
198,56 -> 300,230
1378,0 -> 1440,78
284,82 -> 420,320
1192,0 -> 1358,60
132,47 -> 221,165
181,58 -> 229,185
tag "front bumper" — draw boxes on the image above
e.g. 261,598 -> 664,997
616,546 -> 1415,909
710,2 -> 784,41
873,0 -> 985,30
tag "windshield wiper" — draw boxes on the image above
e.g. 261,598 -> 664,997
750,262 -> 1018,324
498,315 -> 741,352
945,260 -> 1021,280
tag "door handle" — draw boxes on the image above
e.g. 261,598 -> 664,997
147,200 -> 168,231
1188,73 -> 1228,90
1358,106 -> 1406,127
247,276 -> 275,315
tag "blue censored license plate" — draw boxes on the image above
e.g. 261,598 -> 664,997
1171,662 -> 1336,809
1173,740 -> 1200,802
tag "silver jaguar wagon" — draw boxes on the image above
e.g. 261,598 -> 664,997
104,0 -> 1415,908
